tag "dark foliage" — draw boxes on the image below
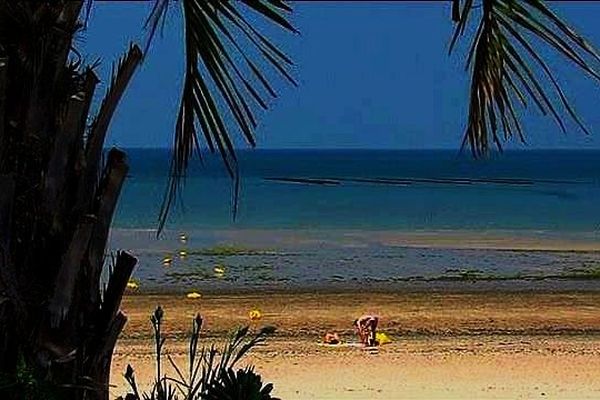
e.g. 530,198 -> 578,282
204,367 -> 276,400
0,2 -> 139,399
119,307 -> 278,400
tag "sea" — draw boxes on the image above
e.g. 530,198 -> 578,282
108,149 -> 600,293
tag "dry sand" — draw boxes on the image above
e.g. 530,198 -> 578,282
111,292 -> 600,399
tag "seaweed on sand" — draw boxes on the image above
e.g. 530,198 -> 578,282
189,245 -> 275,257
556,267 -> 600,280
392,265 -> 600,283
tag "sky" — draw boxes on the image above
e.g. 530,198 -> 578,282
82,1 -> 600,150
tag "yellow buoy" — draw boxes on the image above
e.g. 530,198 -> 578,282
178,250 -> 187,259
179,233 -> 188,243
214,265 -> 226,274
376,332 -> 392,345
213,265 -> 225,279
162,255 -> 173,266
126,280 -> 139,290
249,309 -> 262,321
186,292 -> 202,299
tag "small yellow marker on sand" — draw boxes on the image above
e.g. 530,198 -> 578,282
179,250 -> 188,259
186,292 -> 202,299
126,280 -> 139,290
162,255 -> 173,266
249,309 -> 262,321
179,233 -> 188,243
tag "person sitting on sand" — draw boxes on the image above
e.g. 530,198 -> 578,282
323,332 -> 341,345
354,314 -> 379,346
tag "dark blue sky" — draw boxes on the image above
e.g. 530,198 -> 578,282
82,1 -> 600,149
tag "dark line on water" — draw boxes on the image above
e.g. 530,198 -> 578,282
265,176 -> 590,187
264,177 -> 341,186
346,177 -> 534,185
328,177 -> 412,186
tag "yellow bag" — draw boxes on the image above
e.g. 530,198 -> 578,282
376,332 -> 392,345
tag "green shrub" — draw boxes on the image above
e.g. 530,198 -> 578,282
118,307 -> 278,400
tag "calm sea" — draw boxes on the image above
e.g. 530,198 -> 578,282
109,149 -> 600,292
115,149 -> 600,231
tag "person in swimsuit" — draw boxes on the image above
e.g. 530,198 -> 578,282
323,332 -> 341,345
354,314 -> 379,346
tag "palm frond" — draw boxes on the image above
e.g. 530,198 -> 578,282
145,0 -> 296,233
143,0 -> 170,55
450,0 -> 600,157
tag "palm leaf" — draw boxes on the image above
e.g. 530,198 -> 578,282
145,0 -> 296,233
450,0 -> 600,156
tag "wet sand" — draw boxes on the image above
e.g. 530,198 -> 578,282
114,228 -> 600,296
111,291 -> 600,399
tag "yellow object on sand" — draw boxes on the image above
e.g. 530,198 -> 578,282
179,233 -> 188,243
179,250 -> 188,258
126,280 -> 139,290
376,332 -> 392,345
162,256 -> 173,265
249,309 -> 262,320
186,292 -> 202,299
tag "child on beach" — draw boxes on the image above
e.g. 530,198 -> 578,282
354,314 -> 379,346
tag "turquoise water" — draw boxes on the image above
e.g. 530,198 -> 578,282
115,149 -> 600,232
110,149 -> 600,291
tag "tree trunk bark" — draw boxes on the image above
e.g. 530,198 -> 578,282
0,4 -> 142,399
0,52 -> 7,166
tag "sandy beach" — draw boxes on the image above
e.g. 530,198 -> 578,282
110,291 -> 600,399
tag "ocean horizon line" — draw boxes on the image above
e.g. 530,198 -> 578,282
105,146 -> 600,151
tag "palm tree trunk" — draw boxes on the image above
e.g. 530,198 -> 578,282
0,3 -> 140,399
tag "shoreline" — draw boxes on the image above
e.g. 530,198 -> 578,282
111,227 -> 600,252
126,282 -> 600,295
